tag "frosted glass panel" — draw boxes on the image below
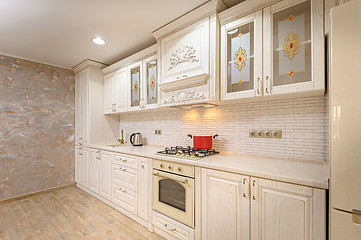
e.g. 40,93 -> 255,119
273,0 -> 311,86
131,66 -> 140,107
147,60 -> 157,105
227,22 -> 254,93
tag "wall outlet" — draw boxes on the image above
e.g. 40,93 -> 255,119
249,130 -> 282,139
155,130 -> 162,135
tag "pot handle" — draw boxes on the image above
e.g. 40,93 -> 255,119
187,134 -> 193,139
130,133 -> 135,145
213,134 -> 219,139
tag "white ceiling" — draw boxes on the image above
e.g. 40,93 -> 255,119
0,0 -> 243,69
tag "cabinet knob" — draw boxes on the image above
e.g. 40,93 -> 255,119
160,164 -> 164,168
168,165 -> 172,170
177,167 -> 182,172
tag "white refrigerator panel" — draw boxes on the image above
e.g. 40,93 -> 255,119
330,0 -> 361,213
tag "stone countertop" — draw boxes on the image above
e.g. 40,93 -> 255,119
88,143 -> 329,189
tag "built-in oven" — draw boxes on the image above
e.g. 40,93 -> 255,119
152,159 -> 195,227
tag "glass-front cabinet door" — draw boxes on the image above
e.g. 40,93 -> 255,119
128,61 -> 142,111
263,0 -> 324,96
221,10 -> 263,100
143,55 -> 158,109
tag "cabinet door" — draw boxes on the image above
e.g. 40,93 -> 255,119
221,10 -> 263,100
251,178 -> 313,240
89,149 -> 100,193
143,55 -> 158,109
114,67 -> 128,112
80,69 -> 90,146
104,72 -> 114,114
80,148 -> 90,187
138,158 -> 149,221
263,0 -> 324,96
128,62 -> 143,111
99,151 -> 112,200
202,169 -> 250,240
75,75 -> 82,145
75,146 -> 82,183
161,18 -> 209,84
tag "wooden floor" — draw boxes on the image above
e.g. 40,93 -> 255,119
0,186 -> 165,240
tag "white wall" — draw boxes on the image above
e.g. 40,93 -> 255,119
120,96 -> 328,162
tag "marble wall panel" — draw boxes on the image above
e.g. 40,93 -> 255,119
0,54 -> 75,201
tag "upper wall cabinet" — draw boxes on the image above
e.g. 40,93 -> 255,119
160,18 -> 210,84
153,0 -> 227,107
128,61 -> 143,111
104,67 -> 128,114
221,10 -> 263,100
143,55 -> 159,109
219,0 -> 324,101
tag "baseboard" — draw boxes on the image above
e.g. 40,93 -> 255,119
0,183 -> 76,205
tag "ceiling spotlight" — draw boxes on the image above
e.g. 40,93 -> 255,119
92,37 -> 105,45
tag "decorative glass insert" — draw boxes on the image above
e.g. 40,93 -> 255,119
227,22 -> 254,93
147,60 -> 157,105
130,66 -> 140,107
272,0 -> 311,86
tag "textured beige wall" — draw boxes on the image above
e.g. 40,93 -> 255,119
0,54 -> 75,201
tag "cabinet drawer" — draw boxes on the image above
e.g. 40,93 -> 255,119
113,153 -> 137,169
112,183 -> 137,215
153,211 -> 194,240
112,164 -> 137,192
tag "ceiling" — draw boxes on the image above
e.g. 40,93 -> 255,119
0,0 -> 243,69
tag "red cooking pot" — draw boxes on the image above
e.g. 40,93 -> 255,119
187,134 -> 218,150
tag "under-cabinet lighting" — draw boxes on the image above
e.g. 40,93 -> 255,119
228,28 -> 238,35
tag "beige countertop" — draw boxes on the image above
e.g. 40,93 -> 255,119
88,143 -> 329,189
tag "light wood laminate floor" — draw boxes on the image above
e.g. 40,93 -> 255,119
0,186 -> 165,240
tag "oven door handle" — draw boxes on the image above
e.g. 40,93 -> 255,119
153,172 -> 188,184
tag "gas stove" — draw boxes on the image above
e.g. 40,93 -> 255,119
156,146 -> 219,159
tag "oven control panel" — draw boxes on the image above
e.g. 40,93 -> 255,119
153,159 -> 194,178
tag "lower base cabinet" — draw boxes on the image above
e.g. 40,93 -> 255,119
201,169 -> 326,240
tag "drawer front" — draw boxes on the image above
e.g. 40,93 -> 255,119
113,153 -> 137,169
112,183 -> 137,215
153,211 -> 194,240
112,164 -> 137,192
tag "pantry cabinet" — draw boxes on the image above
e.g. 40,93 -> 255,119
104,67 -> 128,114
202,169 -> 250,240
75,68 -> 90,146
220,0 -> 325,101
75,146 -> 82,183
201,168 -> 326,240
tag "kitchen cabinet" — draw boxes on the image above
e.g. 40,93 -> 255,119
75,74 -> 82,146
220,10 -> 263,100
142,55 -> 159,109
220,0 -> 324,101
75,68 -> 90,146
89,149 -> 100,193
128,61 -> 143,111
152,1 -> 226,107
250,177 -> 326,240
99,151 -> 112,200
160,18 -> 210,85
138,158 -> 149,221
202,168 -> 250,240
201,168 -> 326,240
80,147 -> 90,187
75,146 -> 82,183
104,67 -> 128,114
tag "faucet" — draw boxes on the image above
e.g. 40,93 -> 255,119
118,129 -> 125,144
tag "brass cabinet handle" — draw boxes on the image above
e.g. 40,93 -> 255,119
352,209 -> 361,225
242,178 -> 247,198
121,159 -> 127,162
118,188 -> 127,193
265,76 -> 270,94
252,180 -> 256,200
120,168 -> 127,171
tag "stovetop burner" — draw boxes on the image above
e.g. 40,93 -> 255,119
156,146 -> 219,159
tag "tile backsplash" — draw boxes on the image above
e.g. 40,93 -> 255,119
120,96 -> 328,162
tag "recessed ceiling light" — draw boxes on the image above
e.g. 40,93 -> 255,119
92,37 -> 105,45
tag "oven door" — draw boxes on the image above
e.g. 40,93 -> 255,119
152,169 -> 194,227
